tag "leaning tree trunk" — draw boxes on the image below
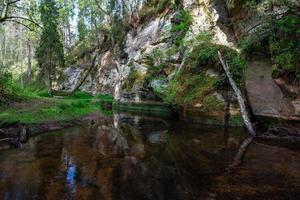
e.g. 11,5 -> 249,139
218,51 -> 256,137
71,54 -> 98,94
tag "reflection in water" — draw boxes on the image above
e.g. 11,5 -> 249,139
64,151 -> 77,197
0,113 -> 299,199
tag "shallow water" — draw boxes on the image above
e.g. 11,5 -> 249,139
0,113 -> 299,200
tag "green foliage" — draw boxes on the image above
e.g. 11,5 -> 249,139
171,9 -> 193,46
270,14 -> 300,79
122,69 -> 145,91
187,32 -> 245,86
0,99 -> 101,125
110,17 -> 127,46
0,71 -> 41,104
240,0 -> 300,81
72,91 -> 93,99
0,71 -> 17,104
238,22 -> 272,55
78,9 -> 87,41
157,32 -> 244,109
36,0 -> 65,91
95,94 -> 114,102
139,0 -> 174,23
164,73 -> 216,105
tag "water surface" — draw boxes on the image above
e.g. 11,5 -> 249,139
0,113 -> 299,200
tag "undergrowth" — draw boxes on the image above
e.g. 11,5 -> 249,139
152,32 -> 245,111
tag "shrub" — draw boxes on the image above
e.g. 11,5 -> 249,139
122,69 -> 145,91
171,9 -> 193,46
160,32 -> 245,107
238,4 -> 300,82
72,91 -> 93,99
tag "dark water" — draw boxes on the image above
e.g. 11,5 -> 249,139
0,113 -> 300,200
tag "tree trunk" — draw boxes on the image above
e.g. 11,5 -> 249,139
48,54 -> 53,95
27,40 -> 32,81
20,59 -> 24,89
2,27 -> 6,66
19,30 -> 24,89
71,54 -> 98,94
67,20 -> 72,49
218,51 -> 256,136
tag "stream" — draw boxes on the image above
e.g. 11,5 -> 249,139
0,113 -> 299,200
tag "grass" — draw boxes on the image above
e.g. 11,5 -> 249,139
0,72 -> 115,126
0,99 -> 98,125
0,89 -> 114,125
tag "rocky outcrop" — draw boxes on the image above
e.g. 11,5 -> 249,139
61,0 -> 270,126
63,0 -> 238,99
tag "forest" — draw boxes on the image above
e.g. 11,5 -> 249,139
0,0 -> 300,199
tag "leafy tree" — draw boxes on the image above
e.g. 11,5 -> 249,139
0,0 -> 40,30
36,0 -> 65,94
77,8 -> 87,41
57,0 -> 76,49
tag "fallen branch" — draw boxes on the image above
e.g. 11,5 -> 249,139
218,51 -> 256,136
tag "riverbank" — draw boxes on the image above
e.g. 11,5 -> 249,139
0,94 -> 115,148
0,94 -> 112,125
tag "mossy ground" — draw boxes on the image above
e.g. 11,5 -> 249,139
0,94 -> 113,126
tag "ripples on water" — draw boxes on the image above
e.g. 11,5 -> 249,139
0,113 -> 299,200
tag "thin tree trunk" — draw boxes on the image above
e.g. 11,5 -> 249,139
71,54 -> 98,94
10,45 -> 13,65
19,31 -> 24,89
20,59 -> 24,89
218,51 -> 256,136
67,20 -> 72,49
48,54 -> 53,95
27,40 -> 32,81
2,27 -> 6,66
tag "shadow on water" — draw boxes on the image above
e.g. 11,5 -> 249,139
0,113 -> 299,199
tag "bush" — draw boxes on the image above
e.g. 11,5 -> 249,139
122,69 -> 145,91
72,91 -> 93,99
159,32 -> 245,107
139,0 -> 174,24
270,14 -> 300,81
171,9 -> 193,46
239,11 -> 300,82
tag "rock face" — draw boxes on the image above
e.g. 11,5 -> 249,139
245,58 -> 300,121
63,0 -> 240,102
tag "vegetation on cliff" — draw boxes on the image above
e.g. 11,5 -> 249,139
240,0 -> 300,84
